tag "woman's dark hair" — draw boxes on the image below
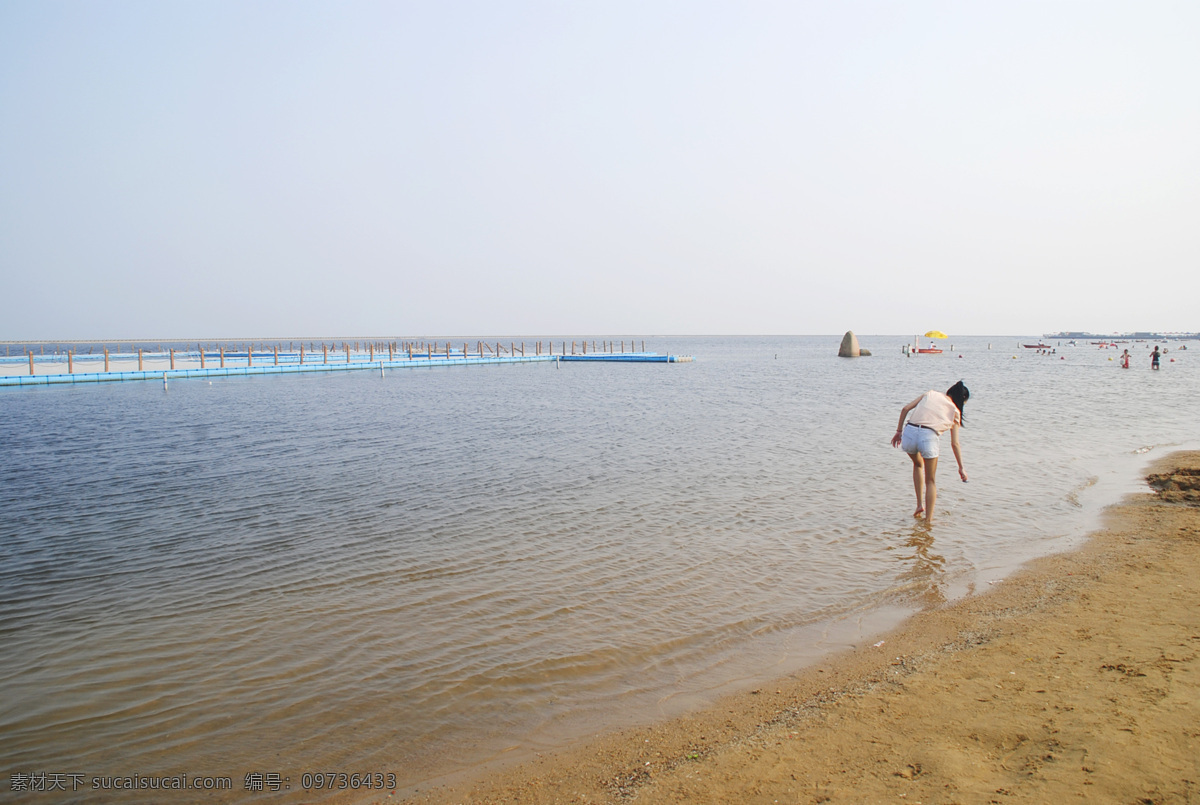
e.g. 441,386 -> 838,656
946,380 -> 969,425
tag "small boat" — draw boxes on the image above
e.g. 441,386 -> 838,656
1023,344 -> 1051,349
909,336 -> 944,354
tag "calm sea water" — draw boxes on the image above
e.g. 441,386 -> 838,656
2,335 -> 1197,801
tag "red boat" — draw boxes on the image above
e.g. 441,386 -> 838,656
908,335 -> 946,354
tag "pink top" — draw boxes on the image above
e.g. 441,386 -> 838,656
906,391 -> 960,435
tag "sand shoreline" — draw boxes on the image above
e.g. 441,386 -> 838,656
391,451 -> 1200,805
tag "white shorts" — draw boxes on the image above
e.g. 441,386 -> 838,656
901,423 -> 940,459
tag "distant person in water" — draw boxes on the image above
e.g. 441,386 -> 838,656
1151,346 -> 1161,370
891,381 -> 969,522
1121,349 -> 1131,369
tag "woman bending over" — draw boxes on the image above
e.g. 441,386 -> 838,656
890,381 -> 969,522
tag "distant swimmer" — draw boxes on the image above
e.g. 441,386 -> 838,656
1151,346 -> 1161,370
891,381 -> 969,523
1121,349 -> 1131,369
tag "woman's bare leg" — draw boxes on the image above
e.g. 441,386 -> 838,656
909,453 -> 925,517
924,456 -> 939,522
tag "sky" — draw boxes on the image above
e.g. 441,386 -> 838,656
1,1 -> 1197,339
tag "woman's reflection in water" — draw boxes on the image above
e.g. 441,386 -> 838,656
893,527 -> 947,607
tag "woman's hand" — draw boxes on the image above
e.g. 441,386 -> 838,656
959,466 -> 969,482
891,430 -> 903,448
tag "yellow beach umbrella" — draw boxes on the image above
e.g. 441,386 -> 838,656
924,330 -> 948,339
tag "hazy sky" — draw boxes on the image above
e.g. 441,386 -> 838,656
2,1 -> 1197,339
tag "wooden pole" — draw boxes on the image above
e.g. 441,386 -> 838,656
299,344 -> 304,365
323,344 -> 328,364
247,344 -> 253,367
199,347 -> 205,369
369,343 -> 374,361
29,350 -> 34,375
220,346 -> 224,368
138,348 -> 144,371
68,350 -> 73,373
274,345 -> 279,365
642,340 -> 645,352
389,342 -> 393,361
169,348 -> 175,370
104,347 -> 109,372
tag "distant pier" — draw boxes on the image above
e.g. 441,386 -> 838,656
0,339 -> 693,387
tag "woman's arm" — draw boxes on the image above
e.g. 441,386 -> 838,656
891,397 -> 923,447
950,422 -> 967,481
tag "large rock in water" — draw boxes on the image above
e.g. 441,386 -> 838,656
838,331 -> 861,357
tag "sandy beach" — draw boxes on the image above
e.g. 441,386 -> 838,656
399,451 -> 1200,805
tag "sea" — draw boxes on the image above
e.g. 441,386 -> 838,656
2,334 -> 1197,802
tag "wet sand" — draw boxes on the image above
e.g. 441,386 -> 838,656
397,451 -> 1200,805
